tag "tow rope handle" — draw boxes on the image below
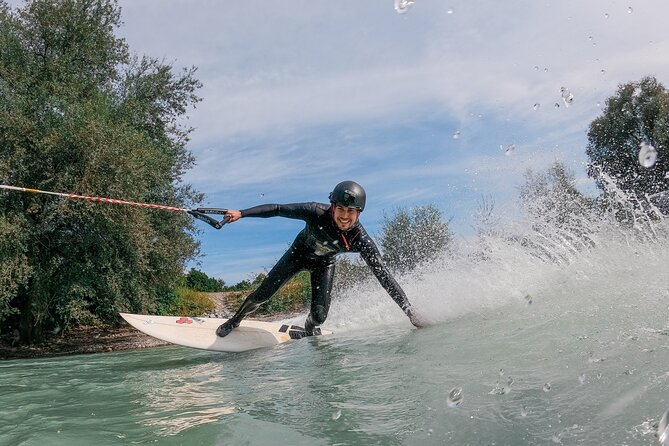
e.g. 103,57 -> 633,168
188,208 -> 229,230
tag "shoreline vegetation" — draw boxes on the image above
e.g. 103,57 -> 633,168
0,293 -> 224,360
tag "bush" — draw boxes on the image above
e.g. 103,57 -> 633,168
379,204 -> 453,273
227,272 -> 311,316
156,287 -> 215,316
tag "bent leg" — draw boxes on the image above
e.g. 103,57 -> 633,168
304,261 -> 335,336
217,250 -> 303,337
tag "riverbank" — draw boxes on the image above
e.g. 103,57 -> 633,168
0,325 -> 171,360
0,292 -> 232,360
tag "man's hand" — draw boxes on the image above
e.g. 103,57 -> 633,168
224,210 -> 242,224
406,306 -> 426,328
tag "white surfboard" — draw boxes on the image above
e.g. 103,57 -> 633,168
119,313 -> 331,353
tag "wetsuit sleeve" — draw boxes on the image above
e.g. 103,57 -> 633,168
356,230 -> 412,312
240,203 -> 324,220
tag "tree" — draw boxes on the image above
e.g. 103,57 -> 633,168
185,268 -> 225,293
519,162 -> 594,228
0,0 -> 202,342
586,76 -> 669,213
378,204 -> 452,273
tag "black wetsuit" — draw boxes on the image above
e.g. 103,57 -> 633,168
226,202 -> 411,333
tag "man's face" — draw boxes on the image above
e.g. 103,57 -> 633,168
332,205 -> 360,231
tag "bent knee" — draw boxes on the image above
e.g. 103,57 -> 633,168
311,305 -> 329,325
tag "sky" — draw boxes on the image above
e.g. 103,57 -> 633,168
9,0 -> 669,284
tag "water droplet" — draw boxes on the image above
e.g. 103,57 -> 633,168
394,0 -> 415,14
447,7 -> 454,14
452,131 -> 461,139
447,387 -> 464,407
627,6 -> 633,14
521,406 -> 528,417
332,409 -> 342,420
501,144 -> 515,156
658,408 -> 669,445
544,67 -> 549,73
638,142 -> 657,168
588,35 -> 593,41
533,103 -> 541,110
578,373 -> 586,384
489,382 -> 507,395
560,87 -> 574,107
525,294 -> 533,305
554,103 -> 560,109
543,382 -> 552,392
499,368 -> 504,377
507,376 -> 515,386
534,65 -> 539,71
604,12 -> 610,19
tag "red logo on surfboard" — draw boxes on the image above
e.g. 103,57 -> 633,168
176,317 -> 193,324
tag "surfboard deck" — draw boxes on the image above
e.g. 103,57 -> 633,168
119,313 -> 331,353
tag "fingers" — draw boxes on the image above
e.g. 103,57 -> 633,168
224,210 -> 242,223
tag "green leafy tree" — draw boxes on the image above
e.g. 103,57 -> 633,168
379,204 -> 452,273
0,0 -> 202,342
586,76 -> 669,213
185,268 -> 225,292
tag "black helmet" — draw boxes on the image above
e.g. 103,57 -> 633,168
329,180 -> 366,211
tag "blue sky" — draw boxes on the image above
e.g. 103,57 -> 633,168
10,0 -> 669,284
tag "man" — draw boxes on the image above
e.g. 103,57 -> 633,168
216,180 -> 424,337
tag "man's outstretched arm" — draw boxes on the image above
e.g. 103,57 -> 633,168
357,233 -> 425,327
225,203 -> 325,222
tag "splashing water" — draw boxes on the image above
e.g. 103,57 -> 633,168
659,408 -> 669,445
638,142 -> 658,168
394,0 -> 415,14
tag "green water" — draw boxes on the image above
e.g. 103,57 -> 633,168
2,293 -> 669,446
